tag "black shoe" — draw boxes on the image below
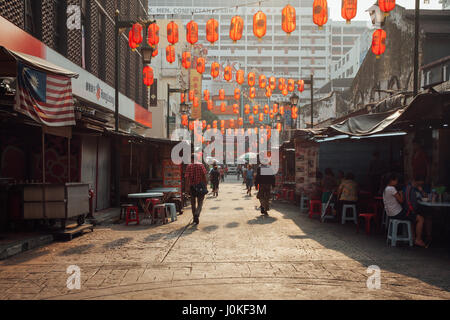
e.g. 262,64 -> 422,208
194,216 -> 199,224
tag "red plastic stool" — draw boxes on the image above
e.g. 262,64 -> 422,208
288,190 -> 295,201
357,213 -> 377,235
125,206 -> 140,225
309,200 -> 322,219
145,198 -> 160,214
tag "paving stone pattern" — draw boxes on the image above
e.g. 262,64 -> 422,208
0,179 -> 449,300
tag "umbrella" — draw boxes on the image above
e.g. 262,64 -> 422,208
205,156 -> 221,165
237,152 -> 258,163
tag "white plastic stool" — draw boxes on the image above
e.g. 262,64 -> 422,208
381,209 -> 388,231
341,204 -> 357,224
165,203 -> 177,222
387,219 -> 413,247
300,194 -> 309,213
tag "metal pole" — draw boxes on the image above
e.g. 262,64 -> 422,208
114,11 -> 120,132
310,74 -> 314,128
413,0 -> 420,97
167,83 -> 170,138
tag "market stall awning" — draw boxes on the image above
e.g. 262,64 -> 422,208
0,46 -> 79,78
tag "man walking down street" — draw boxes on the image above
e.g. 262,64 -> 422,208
185,154 -> 208,224
255,162 -> 276,215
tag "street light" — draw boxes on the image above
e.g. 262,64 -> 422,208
289,92 -> 299,107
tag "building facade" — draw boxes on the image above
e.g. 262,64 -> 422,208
148,0 -> 368,106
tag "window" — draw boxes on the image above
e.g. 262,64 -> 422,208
54,0 -> 67,55
98,11 -> 106,80
24,0 -> 42,39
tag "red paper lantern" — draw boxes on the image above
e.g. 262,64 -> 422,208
147,23 -> 159,46
249,115 -> 254,124
220,102 -> 226,113
269,111 -> 274,119
236,69 -> 245,85
276,123 -> 282,132
238,117 -> 243,126
224,66 -> 232,81
265,88 -> 272,98
181,114 -> 188,126
287,79 -> 295,92
234,88 -> 241,100
211,62 -> 220,78
167,21 -> 179,45
230,15 -> 244,43
282,5 -> 296,35
221,128 -> 225,135
253,105 -> 259,115
202,120 -> 206,130
291,106 -> 298,119
379,0 -> 396,16
263,104 -> 269,114
341,0 -> 357,24
259,74 -> 267,88
272,103 -> 278,113
219,89 -> 225,100
189,121 -> 194,131
297,80 -> 305,92
229,119 -> 235,128
196,57 -> 205,74
131,23 -> 143,46
193,96 -> 199,108
213,120 -> 217,128
248,72 -> 256,87
189,90 -> 194,101
207,124 -> 211,130
207,100 -> 213,110
186,20 -> 198,45
282,88 -> 288,96
182,51 -> 191,69
152,46 -> 158,57
128,30 -> 137,51
278,78 -> 286,91
253,10 -> 267,40
206,18 -> 219,44
143,66 -> 154,87
181,92 -> 185,103
372,29 -> 386,58
220,120 -> 225,128
280,105 -> 285,115
244,104 -> 250,114
313,0 -> 328,30
249,87 -> 256,99
166,45 -> 175,64
269,76 -> 276,90
204,89 -> 210,101
259,113 -> 264,122
233,104 -> 239,114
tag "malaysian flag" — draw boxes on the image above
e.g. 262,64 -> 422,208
14,62 -> 76,126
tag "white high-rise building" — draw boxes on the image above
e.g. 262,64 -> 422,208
149,0 -> 368,105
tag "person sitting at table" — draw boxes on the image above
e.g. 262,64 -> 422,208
337,172 -> 358,218
402,176 -> 431,247
383,173 -> 426,247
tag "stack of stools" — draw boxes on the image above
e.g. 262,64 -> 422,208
165,203 -> 177,222
152,204 -> 169,225
125,206 -> 140,225
309,200 -> 322,219
145,198 -> 161,219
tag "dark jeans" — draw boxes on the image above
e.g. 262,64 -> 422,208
190,192 -> 205,217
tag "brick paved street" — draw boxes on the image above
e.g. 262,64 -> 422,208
0,178 -> 449,300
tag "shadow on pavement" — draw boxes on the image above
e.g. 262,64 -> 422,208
203,225 -> 219,233
225,222 -> 239,228
59,244 -> 95,256
271,201 -> 450,294
103,237 -> 133,249
247,215 -> 277,225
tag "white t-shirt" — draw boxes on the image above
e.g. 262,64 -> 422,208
383,186 -> 402,217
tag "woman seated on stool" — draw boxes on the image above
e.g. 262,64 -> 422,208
383,173 -> 426,247
337,172 -> 358,218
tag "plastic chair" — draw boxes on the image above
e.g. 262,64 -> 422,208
125,206 -> 139,225
341,204 -> 357,224
309,200 -> 322,219
387,219 -> 413,247
145,198 -> 161,214
165,203 -> 177,222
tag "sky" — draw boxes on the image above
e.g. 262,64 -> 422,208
327,0 -> 444,22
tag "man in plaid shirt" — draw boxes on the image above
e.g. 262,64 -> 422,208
185,153 -> 207,224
